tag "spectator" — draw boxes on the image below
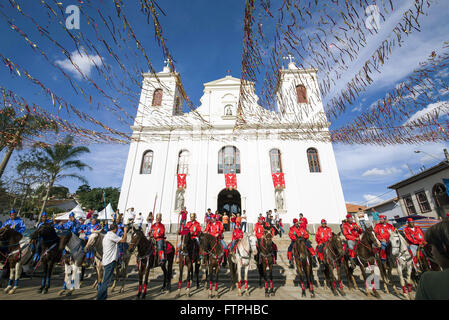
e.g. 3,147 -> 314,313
205,208 -> 212,226
358,208 -> 368,231
370,208 -> 380,223
274,209 -> 279,223
415,220 -> 449,300
340,219 -> 346,234
230,213 -> 236,231
179,207 -> 188,232
135,212 -> 143,229
279,218 -> 284,237
241,210 -> 247,233
146,212 -> 154,234
236,213 -> 242,226
222,214 -> 229,232
97,224 -> 128,300
86,209 -> 93,220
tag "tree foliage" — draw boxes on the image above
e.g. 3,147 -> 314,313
76,185 -> 120,212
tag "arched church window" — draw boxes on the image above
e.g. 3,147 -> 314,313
177,149 -> 190,174
173,97 -> 182,115
140,150 -> 154,174
152,89 -> 163,106
224,104 -> 233,116
307,148 -> 321,172
296,84 -> 307,104
269,149 -> 283,173
218,146 -> 240,174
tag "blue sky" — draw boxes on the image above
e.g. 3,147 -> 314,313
1,0 -> 448,207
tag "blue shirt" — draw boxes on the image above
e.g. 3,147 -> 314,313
37,219 -> 53,229
115,223 -> 125,237
63,219 -> 81,235
84,222 -> 101,239
371,211 -> 380,221
3,218 -> 26,234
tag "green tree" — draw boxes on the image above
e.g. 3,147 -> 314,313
76,184 -> 91,195
0,107 -> 58,179
77,187 -> 120,212
49,186 -> 69,199
18,135 -> 91,219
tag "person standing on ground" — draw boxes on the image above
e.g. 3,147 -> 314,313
145,212 -> 153,236
97,224 -> 128,300
415,219 -> 449,299
230,213 -> 236,231
241,210 -> 247,233
135,212 -> 144,229
179,207 -> 188,233
222,214 -> 229,232
370,208 -> 380,224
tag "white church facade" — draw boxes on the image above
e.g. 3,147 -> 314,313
118,62 -> 347,230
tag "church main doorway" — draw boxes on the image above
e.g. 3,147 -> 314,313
217,189 -> 241,216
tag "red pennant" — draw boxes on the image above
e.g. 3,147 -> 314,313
177,174 -> 186,189
225,173 -> 237,190
272,173 -> 285,189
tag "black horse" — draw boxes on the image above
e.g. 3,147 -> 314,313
256,230 -> 275,297
199,232 -> 224,299
176,231 -> 200,297
128,228 -> 174,299
30,224 -> 64,294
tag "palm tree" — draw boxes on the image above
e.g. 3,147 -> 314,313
18,135 -> 91,218
0,107 -> 58,179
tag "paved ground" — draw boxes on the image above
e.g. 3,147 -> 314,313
0,232 -> 410,300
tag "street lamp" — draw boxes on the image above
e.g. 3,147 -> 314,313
414,150 -> 442,162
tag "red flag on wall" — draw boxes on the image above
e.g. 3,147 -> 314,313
177,174 -> 186,189
272,173 -> 285,189
225,173 -> 237,190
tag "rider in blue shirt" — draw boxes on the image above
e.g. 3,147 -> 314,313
3,209 -> 26,234
84,215 -> 101,261
62,212 -> 81,236
32,211 -> 53,263
114,216 -> 128,259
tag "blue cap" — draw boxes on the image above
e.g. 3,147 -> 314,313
41,212 -> 48,217
10,209 -> 16,214
69,212 -> 75,217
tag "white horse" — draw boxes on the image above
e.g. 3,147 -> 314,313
229,234 -> 258,296
84,231 -> 104,289
2,238 -> 33,294
59,232 -> 85,296
389,229 -> 414,299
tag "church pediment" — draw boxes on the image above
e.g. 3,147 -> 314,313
203,75 -> 242,87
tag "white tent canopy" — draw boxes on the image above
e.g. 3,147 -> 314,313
97,203 -> 114,221
55,204 -> 86,220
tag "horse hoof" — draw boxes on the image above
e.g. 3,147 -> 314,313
42,288 -> 48,294
37,288 -> 43,294
4,286 -> 11,294
119,288 -> 124,294
141,295 -> 146,300
58,290 -> 66,296
66,290 -> 73,296
8,287 -> 17,295
245,291 -> 250,296
302,292 -> 306,297
311,293 -> 315,298
265,292 -> 269,297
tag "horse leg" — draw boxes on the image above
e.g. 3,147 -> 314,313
4,263 -> 13,294
195,262 -> 200,290
39,261 -> 47,294
269,261 -> 275,296
336,263 -> 345,296
214,264 -> 219,299
378,261 -> 390,295
328,263 -> 338,296
208,265 -> 213,299
244,265 -> 249,296
397,262 -> 408,300
8,262 -> 21,295
177,260 -> 183,298
43,261 -> 55,294
295,259 -> 306,297
186,261 -> 193,297
142,266 -> 150,300
359,265 -> 372,297
137,265 -> 143,299
237,263 -> 242,296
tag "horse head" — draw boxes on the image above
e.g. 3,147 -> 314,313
58,231 -> 72,251
330,232 -> 345,256
84,231 -> 101,253
128,228 -> 145,254
364,226 -> 381,249
248,234 -> 258,254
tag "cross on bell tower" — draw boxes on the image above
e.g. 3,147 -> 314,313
282,54 -> 295,69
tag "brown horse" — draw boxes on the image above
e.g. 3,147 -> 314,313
199,232 -> 224,299
345,226 -> 382,297
0,226 -> 24,294
30,224 -> 63,294
128,228 -> 174,299
176,231 -> 200,297
321,233 -> 347,296
256,230 -> 275,297
293,237 -> 315,298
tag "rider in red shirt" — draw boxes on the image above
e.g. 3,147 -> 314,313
374,215 -> 395,263
315,219 -> 333,262
287,219 -> 317,268
204,214 -> 227,266
254,216 -> 277,263
230,221 -> 244,253
150,213 -> 166,265
342,214 -> 363,267
403,218 -> 425,264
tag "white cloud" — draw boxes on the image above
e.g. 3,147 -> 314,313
405,101 -> 449,124
55,49 -> 103,79
362,167 -> 401,177
363,194 -> 384,206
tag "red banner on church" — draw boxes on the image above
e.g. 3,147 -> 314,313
225,174 -> 237,190
177,174 -> 186,189
272,173 -> 285,189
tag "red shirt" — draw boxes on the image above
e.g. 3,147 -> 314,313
343,222 -> 362,241
230,216 -> 236,223
289,225 -> 309,241
315,226 -> 333,245
180,210 -> 188,220
254,222 -> 273,239
299,217 -> 308,229
374,222 -> 395,242
205,221 -> 224,238
404,226 -> 425,245
232,228 -> 244,241
185,220 -> 201,239
151,222 -> 165,240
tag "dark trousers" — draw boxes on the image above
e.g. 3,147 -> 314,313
97,261 -> 116,300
